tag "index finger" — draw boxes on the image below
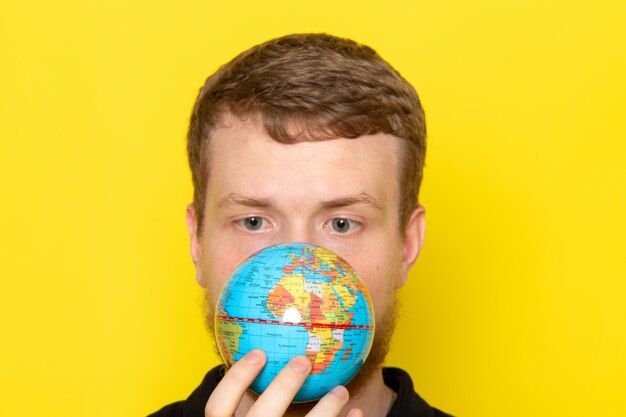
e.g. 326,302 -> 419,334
204,349 -> 266,417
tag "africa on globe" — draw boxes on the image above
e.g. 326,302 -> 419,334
214,242 -> 375,402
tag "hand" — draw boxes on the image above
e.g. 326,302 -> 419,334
204,349 -> 363,417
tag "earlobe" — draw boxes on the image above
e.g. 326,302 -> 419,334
399,205 -> 426,287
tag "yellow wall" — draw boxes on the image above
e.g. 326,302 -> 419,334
1,1 -> 624,416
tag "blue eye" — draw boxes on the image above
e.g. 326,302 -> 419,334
241,216 -> 264,231
331,218 -> 355,233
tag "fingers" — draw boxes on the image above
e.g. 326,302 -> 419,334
206,351 -> 356,417
305,386 -> 351,417
204,349 -> 266,417
246,355 -> 312,417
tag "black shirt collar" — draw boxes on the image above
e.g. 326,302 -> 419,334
150,365 -> 452,417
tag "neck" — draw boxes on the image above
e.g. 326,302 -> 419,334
235,368 -> 396,417
343,368 -> 397,417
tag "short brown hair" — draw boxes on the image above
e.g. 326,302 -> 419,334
187,33 -> 426,235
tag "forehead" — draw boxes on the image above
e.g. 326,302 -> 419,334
205,117 -> 402,208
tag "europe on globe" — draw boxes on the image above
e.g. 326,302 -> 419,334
214,242 -> 375,402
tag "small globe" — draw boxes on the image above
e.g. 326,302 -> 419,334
214,242 -> 375,402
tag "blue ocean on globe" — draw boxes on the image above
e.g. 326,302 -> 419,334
214,242 -> 375,402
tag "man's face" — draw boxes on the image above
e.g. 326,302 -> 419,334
187,115 -> 425,355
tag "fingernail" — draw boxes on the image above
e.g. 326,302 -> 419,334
346,409 -> 363,417
331,385 -> 349,400
289,356 -> 311,371
245,349 -> 264,364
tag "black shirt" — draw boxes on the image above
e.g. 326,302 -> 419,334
149,366 -> 453,417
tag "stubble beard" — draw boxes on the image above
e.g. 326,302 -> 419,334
202,288 -> 399,416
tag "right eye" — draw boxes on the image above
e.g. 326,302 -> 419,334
237,216 -> 266,231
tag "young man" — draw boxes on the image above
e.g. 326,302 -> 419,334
151,33 -> 451,417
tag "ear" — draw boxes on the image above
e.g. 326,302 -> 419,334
186,203 -> 207,287
398,205 -> 426,287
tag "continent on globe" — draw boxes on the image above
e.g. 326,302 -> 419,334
214,242 -> 375,402
265,246 -> 362,375
215,320 -> 243,365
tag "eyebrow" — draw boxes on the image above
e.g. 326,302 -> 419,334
216,192 -> 383,211
217,193 -> 277,209
319,193 -> 383,210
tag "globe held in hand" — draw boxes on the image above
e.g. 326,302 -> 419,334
214,242 -> 375,402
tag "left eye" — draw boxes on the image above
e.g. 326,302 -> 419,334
238,216 -> 266,231
329,218 -> 358,234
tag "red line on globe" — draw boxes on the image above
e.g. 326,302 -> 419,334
215,314 -> 374,330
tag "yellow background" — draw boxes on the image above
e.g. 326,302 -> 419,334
1,0 -> 624,416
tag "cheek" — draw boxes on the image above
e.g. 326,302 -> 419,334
200,254 -> 229,307
200,232 -> 269,307
349,246 -> 403,319
200,242 -> 241,306
351,260 -> 392,317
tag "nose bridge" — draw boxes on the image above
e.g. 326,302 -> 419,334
280,212 -> 317,245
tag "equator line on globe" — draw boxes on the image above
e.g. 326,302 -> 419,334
214,242 -> 375,402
